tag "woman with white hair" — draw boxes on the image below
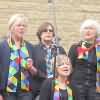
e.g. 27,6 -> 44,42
0,14 -> 37,100
68,19 -> 100,100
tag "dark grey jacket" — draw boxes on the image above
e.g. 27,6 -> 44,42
32,43 -> 66,96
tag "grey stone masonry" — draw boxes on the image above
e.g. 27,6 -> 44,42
0,0 -> 100,51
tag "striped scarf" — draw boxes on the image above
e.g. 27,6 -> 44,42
6,38 -> 30,92
96,43 -> 100,92
46,46 -> 60,78
46,48 -> 53,78
53,79 -> 73,100
77,40 -> 100,93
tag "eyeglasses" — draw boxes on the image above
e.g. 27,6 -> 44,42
42,29 -> 53,32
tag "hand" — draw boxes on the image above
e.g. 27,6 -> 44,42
27,58 -> 33,69
27,58 -> 37,75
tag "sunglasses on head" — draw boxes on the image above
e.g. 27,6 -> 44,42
42,29 -> 53,32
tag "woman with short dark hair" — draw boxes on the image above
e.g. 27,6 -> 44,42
32,22 -> 66,99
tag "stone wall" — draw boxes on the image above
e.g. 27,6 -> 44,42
0,0 -> 100,51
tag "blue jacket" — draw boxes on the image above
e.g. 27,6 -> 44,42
0,40 -> 35,94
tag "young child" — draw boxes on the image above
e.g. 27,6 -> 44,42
39,54 -> 77,100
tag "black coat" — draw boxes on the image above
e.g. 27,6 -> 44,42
68,42 -> 97,87
39,78 -> 76,100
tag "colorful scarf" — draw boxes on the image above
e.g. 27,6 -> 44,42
53,79 -> 73,100
6,39 -> 30,92
77,40 -> 100,93
77,41 -> 89,60
96,44 -> 100,92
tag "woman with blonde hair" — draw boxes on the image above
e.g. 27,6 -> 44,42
0,14 -> 37,100
39,54 -> 77,100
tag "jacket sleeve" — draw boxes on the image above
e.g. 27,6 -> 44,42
39,79 -> 52,100
68,44 -> 77,67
